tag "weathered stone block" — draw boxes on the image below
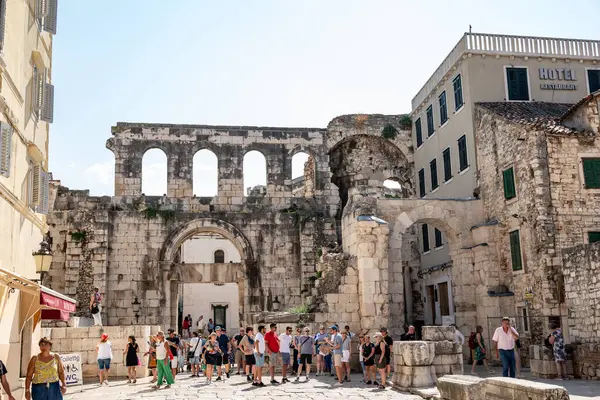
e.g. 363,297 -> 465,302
437,374 -> 485,400
396,341 -> 435,366
434,340 -> 462,355
422,325 -> 455,342
393,365 -> 436,389
484,377 -> 569,400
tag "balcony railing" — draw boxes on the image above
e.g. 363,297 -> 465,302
412,33 -> 600,110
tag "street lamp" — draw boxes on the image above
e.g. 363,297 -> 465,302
272,296 -> 280,312
32,237 -> 53,285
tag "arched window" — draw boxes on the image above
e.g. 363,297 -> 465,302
383,178 -> 403,198
243,150 -> 267,196
292,152 -> 310,179
193,149 -> 218,196
142,149 -> 167,195
214,250 -> 225,263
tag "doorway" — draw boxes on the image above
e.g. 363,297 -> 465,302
213,305 -> 228,330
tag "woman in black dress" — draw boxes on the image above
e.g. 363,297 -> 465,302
124,336 -> 140,384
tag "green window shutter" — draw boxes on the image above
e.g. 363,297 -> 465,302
415,118 -> 423,147
503,167 -> 516,199
426,106 -> 434,136
589,232 -> 600,244
588,70 -> 600,93
422,224 -> 430,252
419,168 -> 426,198
453,75 -> 463,110
510,230 -> 523,271
583,158 -> 600,189
434,228 -> 443,248
443,148 -> 452,181
507,68 -> 529,101
430,158 -> 438,190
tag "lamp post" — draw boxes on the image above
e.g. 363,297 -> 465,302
132,297 -> 141,324
32,236 -> 53,286
272,296 -> 280,312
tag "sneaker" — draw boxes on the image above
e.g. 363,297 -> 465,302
258,382 -> 266,387
104,381 -> 109,386
305,376 -> 310,382
247,375 -> 252,382
164,385 -> 171,389
215,376 -> 222,381
282,378 -> 289,383
377,384 -> 385,389
295,377 -> 300,382
252,382 -> 258,386
373,381 -> 379,386
270,379 -> 280,384
226,372 -> 230,379
366,380 -> 372,384
335,382 -> 343,386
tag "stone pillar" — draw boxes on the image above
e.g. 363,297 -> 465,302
114,153 -> 142,196
167,149 -> 192,197
303,156 -> 315,198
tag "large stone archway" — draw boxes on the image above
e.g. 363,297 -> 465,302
159,218 -> 255,329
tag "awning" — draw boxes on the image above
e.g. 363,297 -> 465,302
0,267 -> 77,330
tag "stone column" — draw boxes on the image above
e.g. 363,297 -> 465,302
167,148 -> 193,197
114,153 -> 142,196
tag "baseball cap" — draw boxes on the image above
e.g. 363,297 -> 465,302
101,333 -> 109,340
329,325 -> 338,330
215,326 -> 222,331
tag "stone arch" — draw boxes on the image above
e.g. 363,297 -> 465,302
161,218 -> 254,263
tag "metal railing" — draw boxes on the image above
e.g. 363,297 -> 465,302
412,33 -> 600,110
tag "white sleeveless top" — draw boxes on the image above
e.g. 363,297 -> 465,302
156,340 -> 167,359
97,341 -> 112,360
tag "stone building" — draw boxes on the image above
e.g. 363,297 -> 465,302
409,32 -> 600,327
0,0 -> 75,395
473,91 -> 600,359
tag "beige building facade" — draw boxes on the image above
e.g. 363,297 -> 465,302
0,0 -> 73,395
410,32 -> 600,325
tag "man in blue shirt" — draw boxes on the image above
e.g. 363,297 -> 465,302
326,325 -> 344,385
215,327 -> 231,379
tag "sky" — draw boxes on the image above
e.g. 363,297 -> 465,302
50,0 -> 600,196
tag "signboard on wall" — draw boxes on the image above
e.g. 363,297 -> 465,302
60,353 -> 83,386
539,68 -> 577,90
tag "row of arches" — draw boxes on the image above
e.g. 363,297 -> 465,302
141,149 -> 311,196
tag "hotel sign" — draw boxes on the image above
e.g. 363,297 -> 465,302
539,68 -> 577,90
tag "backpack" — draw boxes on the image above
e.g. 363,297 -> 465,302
468,332 -> 477,350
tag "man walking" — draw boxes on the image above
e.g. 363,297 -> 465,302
166,329 -> 180,380
197,315 -> 206,335
279,326 -> 293,383
239,327 -> 256,382
234,328 -> 245,375
264,323 -> 280,384
326,325 -> 344,385
215,327 -> 231,380
492,317 -> 519,378
381,327 -> 394,381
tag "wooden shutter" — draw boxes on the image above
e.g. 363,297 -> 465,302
517,69 -> 529,100
38,171 -> 50,214
430,158 -> 438,190
43,0 -> 57,34
434,228 -> 443,248
0,0 -> 7,52
507,68 -> 529,101
415,118 -> 423,147
507,68 -> 519,100
34,67 -> 44,116
509,230 -> 522,271
41,78 -> 54,123
453,75 -> 463,110
443,148 -> 452,181
0,122 -> 12,177
422,224 -> 430,252
30,164 -> 41,207
588,70 -> 600,93
503,167 -> 516,199
419,168 -> 425,197
589,232 -> 600,244
35,0 -> 48,18
438,282 -> 450,316
583,158 -> 600,188
458,135 -> 468,171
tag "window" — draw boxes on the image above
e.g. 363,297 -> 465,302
506,67 -> 530,101
583,158 -> 600,188
422,224 -> 430,252
434,228 -> 443,248
142,149 -> 167,195
520,307 -> 530,333
453,74 -> 463,110
430,158 -> 438,190
244,150 -> 267,196
438,91 -> 448,125
0,122 -> 13,177
28,162 -> 49,214
503,167 -> 516,199
31,66 -> 55,123
457,135 -> 468,171
442,148 -> 452,182
589,232 -> 600,244
509,230 -> 523,271
214,250 -> 225,263
426,106 -> 434,137
415,118 -> 423,147
418,168 -> 426,198
588,70 -> 600,94
33,0 -> 58,34
0,0 -> 7,52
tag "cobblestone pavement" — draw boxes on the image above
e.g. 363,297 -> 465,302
64,373 -> 423,400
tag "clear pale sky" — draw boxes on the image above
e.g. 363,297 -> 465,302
50,0 -> 600,196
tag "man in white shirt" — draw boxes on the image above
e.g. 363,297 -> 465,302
197,315 -> 206,335
452,324 -> 465,345
492,317 -> 519,378
253,325 -> 266,387
188,331 -> 203,377
278,326 -> 293,383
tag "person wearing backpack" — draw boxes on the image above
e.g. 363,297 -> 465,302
470,325 -> 492,374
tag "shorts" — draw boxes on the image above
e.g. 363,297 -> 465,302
281,352 -> 291,365
333,354 -> 342,367
245,354 -> 256,365
341,350 -> 350,363
221,353 -> 229,365
171,358 -> 178,369
267,353 -> 279,368
376,358 -> 388,369
206,354 -> 221,366
254,353 -> 265,367
191,356 -> 200,365
300,354 -> 312,365
97,358 -> 111,370
235,349 -> 244,365
364,357 -> 375,367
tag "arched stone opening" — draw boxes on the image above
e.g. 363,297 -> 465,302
159,218 -> 255,330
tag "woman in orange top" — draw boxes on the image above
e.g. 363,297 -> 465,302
24,337 -> 67,400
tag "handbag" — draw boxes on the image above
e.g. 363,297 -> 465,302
90,303 -> 99,314
188,338 -> 201,359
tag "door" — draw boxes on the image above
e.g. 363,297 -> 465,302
427,285 -> 436,325
438,282 -> 450,317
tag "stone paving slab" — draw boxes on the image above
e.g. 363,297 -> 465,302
63,373 -> 422,400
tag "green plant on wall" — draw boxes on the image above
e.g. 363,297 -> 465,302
287,302 -> 310,314
399,114 -> 412,129
71,230 -> 87,243
141,206 -> 159,219
381,124 -> 398,140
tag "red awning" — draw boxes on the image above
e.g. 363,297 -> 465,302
39,286 -> 77,321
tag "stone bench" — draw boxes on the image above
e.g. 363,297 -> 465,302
485,377 -> 569,400
438,374 -> 485,400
